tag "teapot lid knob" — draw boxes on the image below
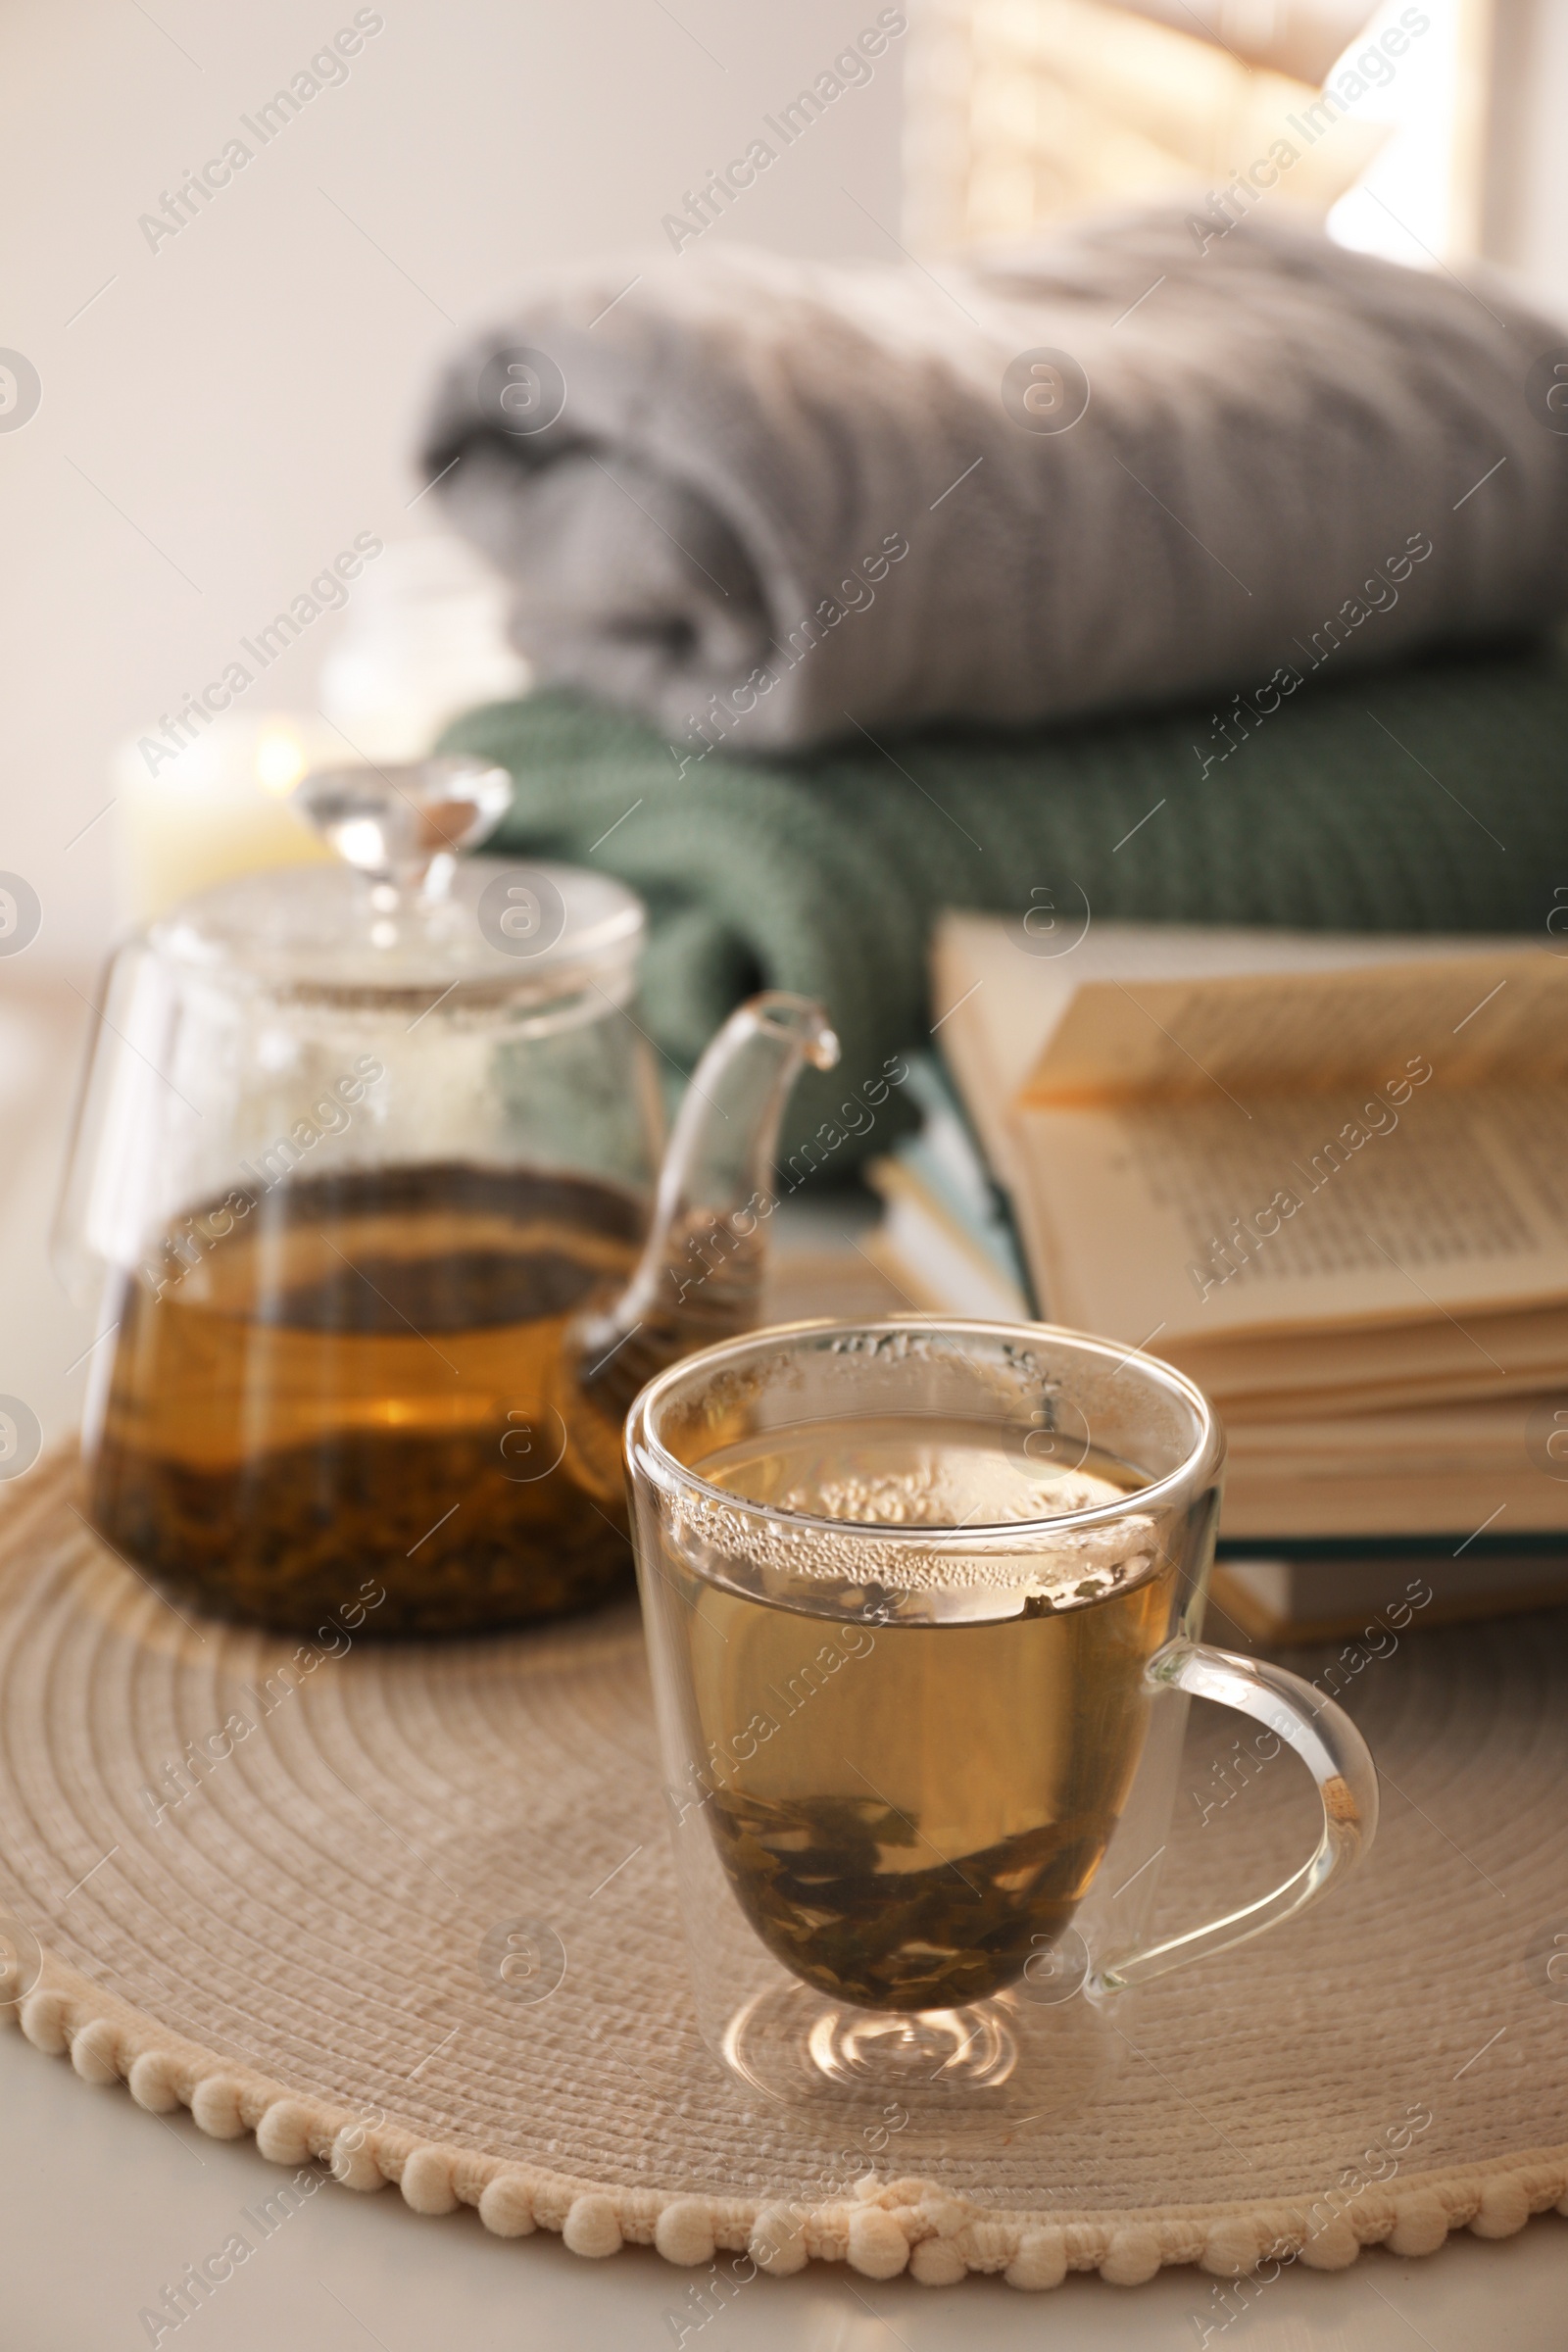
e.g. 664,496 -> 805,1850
291,755 -> 513,900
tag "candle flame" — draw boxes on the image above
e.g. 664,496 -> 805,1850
255,733 -> 307,796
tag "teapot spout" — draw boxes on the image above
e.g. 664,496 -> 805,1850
561,993 -> 840,1484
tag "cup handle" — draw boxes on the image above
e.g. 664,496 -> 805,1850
1089,1638 -> 1379,1996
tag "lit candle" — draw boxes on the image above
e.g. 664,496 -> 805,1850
114,712 -> 336,927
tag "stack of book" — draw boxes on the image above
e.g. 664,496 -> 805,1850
866,917 -> 1568,1640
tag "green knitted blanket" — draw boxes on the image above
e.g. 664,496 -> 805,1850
442,641 -> 1568,1168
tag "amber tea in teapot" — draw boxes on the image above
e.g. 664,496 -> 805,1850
86,1163 -> 647,1636
60,759 -> 837,1636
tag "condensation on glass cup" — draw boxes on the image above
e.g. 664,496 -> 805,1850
626,1319 -> 1379,2140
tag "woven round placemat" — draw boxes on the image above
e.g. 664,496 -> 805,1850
2,1456 -> 1566,2289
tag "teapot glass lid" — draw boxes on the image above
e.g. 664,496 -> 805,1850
144,755 -> 645,993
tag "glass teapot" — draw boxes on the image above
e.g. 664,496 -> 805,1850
57,759 -> 837,1638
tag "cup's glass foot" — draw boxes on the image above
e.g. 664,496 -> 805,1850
807,2001 -> 1017,2090
718,1982 -> 1114,2138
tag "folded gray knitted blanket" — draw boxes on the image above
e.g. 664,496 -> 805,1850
420,203 -> 1568,754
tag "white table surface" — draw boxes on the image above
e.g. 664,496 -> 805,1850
1,977 -> 1563,2349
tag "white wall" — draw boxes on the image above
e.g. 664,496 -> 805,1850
0,0 -> 904,966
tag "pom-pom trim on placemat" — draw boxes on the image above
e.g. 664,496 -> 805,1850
10,1954 -> 1567,2285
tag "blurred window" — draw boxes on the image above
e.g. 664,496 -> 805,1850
906,0 -> 1494,266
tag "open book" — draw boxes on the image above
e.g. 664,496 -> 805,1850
931,916 -> 1568,1545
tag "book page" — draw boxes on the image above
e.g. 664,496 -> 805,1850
1217,1459 -> 1568,1539
930,913 -> 1529,1135
1230,1392 -> 1553,1466
1016,1080 -> 1568,1354
1181,1299 -> 1568,1418
1020,952 -> 1568,1106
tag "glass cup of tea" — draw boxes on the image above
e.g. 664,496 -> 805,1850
626,1318 -> 1378,2130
